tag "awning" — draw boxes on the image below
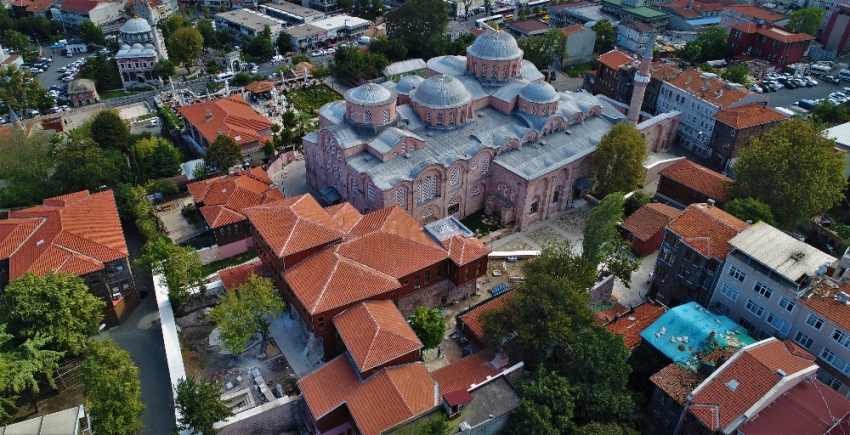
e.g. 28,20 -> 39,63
320,186 -> 341,203
574,176 -> 593,190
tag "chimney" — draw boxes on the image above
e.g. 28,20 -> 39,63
707,199 -> 715,208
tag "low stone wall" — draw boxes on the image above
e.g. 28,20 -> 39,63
198,245 -> 221,265
398,280 -> 476,318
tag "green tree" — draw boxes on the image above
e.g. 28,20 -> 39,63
786,7 -> 826,36
721,64 -> 750,85
516,34 -> 556,70
311,63 -> 330,80
408,306 -> 445,350
291,53 -> 311,64
338,0 -> 354,10
623,191 -> 651,217
385,0 -> 448,58
197,20 -> 217,49
591,20 -> 614,54
0,64 -> 54,112
78,21 -> 106,45
368,36 -> 408,62
243,25 -> 274,62
263,139 -> 275,159
276,31 -> 293,54
52,138 -> 127,192
0,128 -> 56,208
0,325 -> 64,414
0,271 -> 105,355
281,110 -> 296,128
115,183 -> 149,220
82,339 -> 145,435
0,8 -> 14,34
149,137 -> 183,178
582,193 -> 640,287
146,178 -> 179,197
137,236 -> 206,307
161,14 -> 185,40
169,27 -> 204,71
174,376 -> 233,435
730,118 -> 847,228
3,29 -> 29,54
208,275 -> 285,354
681,26 -> 728,63
91,108 -> 130,151
724,197 -> 777,226
153,59 -> 176,84
591,122 -> 649,196
574,421 -> 640,435
82,54 -> 123,93
813,99 -> 849,125
354,0 -> 384,21
506,370 -> 575,435
204,134 -> 243,171
331,45 -> 389,82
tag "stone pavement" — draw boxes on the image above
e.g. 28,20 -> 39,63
268,314 -> 323,378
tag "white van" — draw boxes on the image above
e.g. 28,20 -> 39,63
839,69 -> 850,81
810,64 -> 831,75
215,72 -> 234,83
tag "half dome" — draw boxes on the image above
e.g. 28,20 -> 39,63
520,81 -> 559,104
466,31 -> 523,61
345,83 -> 396,107
411,75 -> 472,109
121,18 -> 152,34
395,75 -> 425,95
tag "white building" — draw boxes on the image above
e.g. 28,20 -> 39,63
310,14 -> 370,42
258,2 -> 325,25
617,18 -> 655,54
54,0 -> 121,31
114,18 -> 169,88
561,24 -> 596,66
215,9 -> 285,41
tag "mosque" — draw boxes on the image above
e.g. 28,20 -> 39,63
114,16 -> 168,88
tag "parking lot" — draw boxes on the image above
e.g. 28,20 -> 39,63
762,78 -> 848,109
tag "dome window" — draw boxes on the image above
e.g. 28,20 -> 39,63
364,111 -> 372,124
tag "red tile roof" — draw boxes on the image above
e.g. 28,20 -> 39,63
597,50 -> 635,71
298,354 -> 362,419
650,62 -> 683,81
801,282 -> 850,334
324,203 -> 363,233
443,389 -> 473,406
725,5 -> 784,22
442,234 -> 490,266
333,300 -> 422,372
458,291 -> 514,346
738,380 -> 850,435
432,349 -> 502,395
2,191 -> 129,279
668,203 -> 748,260
731,23 -> 814,43
218,260 -> 269,291
594,302 -> 629,325
17,0 -> 54,13
713,103 -> 788,129
783,339 -> 815,361
621,203 -> 681,242
561,24 -> 589,36
659,159 -> 732,202
61,0 -> 100,12
507,19 -> 551,33
666,69 -> 757,109
650,363 -> 707,405
177,95 -> 273,149
244,194 -> 346,258
604,301 -> 667,349
188,167 -> 282,229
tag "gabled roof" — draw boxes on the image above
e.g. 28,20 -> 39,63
666,69 -> 758,109
738,379 -> 850,435
603,301 -> 667,349
333,300 -> 422,373
458,291 -> 514,346
725,5 -> 784,22
324,202 -> 363,233
61,0 -> 100,12
176,95 -> 272,146
730,222 -> 835,285
244,194 -> 347,258
561,24 -> 590,36
801,281 -> 850,334
218,260 -> 269,291
442,234 -> 490,266
432,349 -> 502,395
651,62 -> 683,81
732,23 -> 814,43
667,203 -> 748,260
651,364 -> 706,405
597,49 -> 635,71
713,103 -> 787,129
188,167 -> 282,229
660,159 -> 731,202
621,203 -> 681,241
506,19 -> 551,33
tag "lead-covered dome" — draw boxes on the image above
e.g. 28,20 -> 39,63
345,83 -> 396,106
121,18 -> 152,34
520,81 -> 559,104
411,75 -> 472,109
395,75 -> 425,95
467,31 -> 523,61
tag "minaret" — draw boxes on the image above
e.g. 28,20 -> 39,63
627,30 -> 657,124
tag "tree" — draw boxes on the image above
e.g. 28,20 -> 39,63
149,137 -> 183,179
591,122 -> 649,196
3,29 -> 29,54
681,26 -> 728,63
82,339 -> 145,435
146,178 -> 179,197
137,236 -> 206,307
263,139 -> 275,159
52,138 -> 128,192
338,0 -> 354,11
153,59 -> 176,83
506,370 -> 575,435
174,376 -> 233,435
574,422 -> 640,435
276,31 -> 293,55
368,36 -> 408,62
169,27 -> 204,70
197,20 -> 217,49
0,64 -> 53,113
730,118 -> 847,228
623,191 -> 651,217
161,14 -> 185,40
462,0 -> 473,16
721,64 -> 750,85
786,7 -> 826,37
0,325 -> 64,414
78,21 -> 106,46
812,99 -> 849,125
0,271 -> 105,355
291,53 -> 311,64
0,128 -> 56,208
724,197 -> 777,226
331,45 -> 389,82
516,34 -> 556,70
243,25 -> 274,62
354,0 -> 384,21
208,275 -> 285,354
281,110 -> 296,129
205,134 -> 243,171
311,63 -> 330,80
591,20 -> 614,55
385,0 -> 448,58
408,307 -> 445,350
82,54 -> 123,93
582,193 -> 640,287
91,108 -> 130,151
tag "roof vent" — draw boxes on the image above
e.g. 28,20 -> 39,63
837,292 -> 849,304
234,135 -> 241,141
36,239 -> 44,246
726,379 -> 740,392
777,369 -> 786,377
403,153 -> 412,159
221,188 -> 227,193
707,198 -> 715,208
205,109 -> 213,122
791,252 -> 806,261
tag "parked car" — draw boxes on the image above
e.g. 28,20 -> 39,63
148,118 -> 160,127
824,75 -> 841,84
805,77 -> 818,86
748,83 -> 763,93
62,76 -> 74,82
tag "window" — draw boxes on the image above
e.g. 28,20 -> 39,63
437,112 -> 443,126
706,260 -> 718,273
364,111 -> 372,124
450,167 -> 460,186
729,265 -> 747,283
482,64 -> 487,76
699,274 -> 712,289
833,329 -> 850,349
753,281 -> 774,300
746,299 -> 765,317
382,108 -> 389,123
714,301 -> 731,315
552,187 -> 560,204
807,313 -> 825,330
818,371 -> 844,391
720,283 -> 739,301
471,186 -> 480,197
449,112 -> 454,124
395,188 -> 404,206
683,249 -> 692,261
794,331 -> 814,349
767,312 -> 791,336
471,160 -> 477,171
448,197 -> 460,215
318,317 -> 325,329
821,348 -> 850,375
425,270 -> 430,283
693,256 -> 702,267
426,112 -> 431,123
414,275 -> 421,288
740,317 -> 757,335
530,197 -> 539,215
481,158 -> 489,175
367,184 -> 376,203
778,296 -> 795,313
437,264 -> 443,278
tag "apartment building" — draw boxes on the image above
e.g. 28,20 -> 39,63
728,23 -> 814,67
709,103 -> 787,171
720,5 -> 784,32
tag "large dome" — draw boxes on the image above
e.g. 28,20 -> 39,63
395,75 -> 425,95
520,81 -> 559,104
411,75 -> 472,109
467,31 -> 523,61
121,17 -> 152,34
345,83 -> 395,106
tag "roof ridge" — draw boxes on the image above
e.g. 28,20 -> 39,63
53,231 -> 122,263
311,251 -> 344,313
381,367 -> 417,415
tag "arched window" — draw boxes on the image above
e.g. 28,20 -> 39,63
437,112 -> 443,126
364,111 -> 372,124
522,104 -> 527,113
530,196 -> 539,215
382,108 -> 390,123
481,158 -> 489,175
552,186 -> 561,204
402,142 -> 406,153
482,64 -> 487,76
450,167 -> 460,186
471,160 -> 478,171
326,160 -> 331,171
426,112 -> 431,123
352,179 -> 359,193
423,208 -> 434,218
471,186 -> 481,197
367,184 -> 376,202
448,197 -> 460,215
497,184 -> 503,195
349,107 -> 354,120
542,107 -> 547,116
448,112 -> 454,124
491,65 -> 497,79
531,106 -> 537,115
503,187 -> 509,198
502,65 -> 507,78
396,188 -> 405,206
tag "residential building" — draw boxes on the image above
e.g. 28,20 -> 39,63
177,95 -> 274,156
308,0 -> 339,14
244,194 -> 490,359
444,21 -> 471,42
186,167 -> 283,259
548,1 -> 614,28
655,0 -> 724,32
67,79 -> 98,107
0,404 -> 92,434
617,18 -> 656,54
601,0 -> 670,29
614,61 -> 683,115
822,5 -> 850,54
286,24 -> 328,51
656,159 -> 731,208
54,0 -> 121,31
656,69 -> 768,158
309,15 -> 370,43
585,49 -> 635,101
0,46 -> 22,69
504,19 -> 552,39
709,222 -> 836,342
11,0 -> 55,18
650,203 -> 749,307
649,364 -> 708,435
720,5 -> 784,32
709,102 -> 787,171
620,202 -> 682,257
126,0 -> 166,26
257,2 -> 325,26
457,290 -> 514,348
560,24 -> 596,66
215,9 -> 285,41
603,301 -> 668,349
114,17 -> 169,88
728,23 -> 814,67
0,191 -> 139,326
797,279 -> 850,397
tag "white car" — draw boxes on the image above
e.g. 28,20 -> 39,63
0,117 -> 7,124
60,105 -> 70,111
310,51 -> 321,57
250,66 -> 258,74
326,47 -> 336,54
62,76 -> 74,82
57,67 -> 67,73
148,118 -> 160,127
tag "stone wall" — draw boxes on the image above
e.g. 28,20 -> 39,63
398,279 -> 476,318
198,245 -> 221,265
590,275 -> 615,302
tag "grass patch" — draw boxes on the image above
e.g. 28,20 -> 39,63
461,210 -> 503,237
158,105 -> 183,129
201,248 -> 259,277
563,61 -> 592,78
138,113 -> 158,121
285,84 -> 342,114
99,90 -> 130,99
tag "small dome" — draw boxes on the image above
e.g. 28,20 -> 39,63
411,75 -> 472,110
144,43 -> 155,49
345,83 -> 396,107
121,18 -> 152,34
520,81 -> 559,104
395,75 -> 425,95
131,43 -> 144,49
120,44 -> 131,51
467,31 -> 523,61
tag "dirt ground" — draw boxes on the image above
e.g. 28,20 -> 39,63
5,383 -> 86,425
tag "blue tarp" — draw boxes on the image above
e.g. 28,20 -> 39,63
686,16 -> 721,26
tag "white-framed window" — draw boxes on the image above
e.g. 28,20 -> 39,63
807,313 -> 825,331
778,296 -> 796,313
818,371 -> 844,391
833,329 -> 850,349
729,265 -> 747,283
720,283 -> 739,301
794,331 -> 814,349
746,299 -> 765,317
396,188 -> 404,206
367,184 -> 376,203
821,347 -> 850,375
481,158 -> 489,175
766,312 -> 791,336
450,167 -> 460,186
753,281 -> 774,300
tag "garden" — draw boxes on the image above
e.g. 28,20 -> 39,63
284,84 -> 342,115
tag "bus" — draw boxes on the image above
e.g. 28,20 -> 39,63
492,6 -> 513,15
476,15 -> 505,28
527,0 -> 550,8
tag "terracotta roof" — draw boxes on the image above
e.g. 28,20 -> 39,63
243,81 -> 275,93
218,260 -> 269,291
550,0 -> 593,10
443,389 -> 473,406
650,62 -> 683,81
621,203 -> 681,242
731,23 -> 814,43
667,203 -> 748,260
245,194 -> 346,258
458,291 -> 515,346
3,191 -> 128,279
783,339 -> 815,361
298,354 -> 362,419
561,24 -> 589,36
333,300 -> 422,372
666,69 -> 756,109
659,159 -> 732,202
725,5 -> 784,22
689,338 -> 818,432
801,282 -> 850,333
61,0 -> 100,12
442,235 -> 490,266
507,19 -> 551,33
324,203 -> 363,233
597,50 -> 635,71
432,349 -> 502,395
713,103 -> 788,129
16,0 -> 54,13
188,167 -> 282,229
738,379 -> 850,435
176,95 -> 272,148
604,301 -> 667,349
594,302 -> 629,325
650,364 -> 706,405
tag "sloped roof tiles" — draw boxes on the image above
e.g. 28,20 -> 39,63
660,159 -> 732,202
333,300 -> 422,373
667,203 -> 747,260
621,203 -> 681,242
